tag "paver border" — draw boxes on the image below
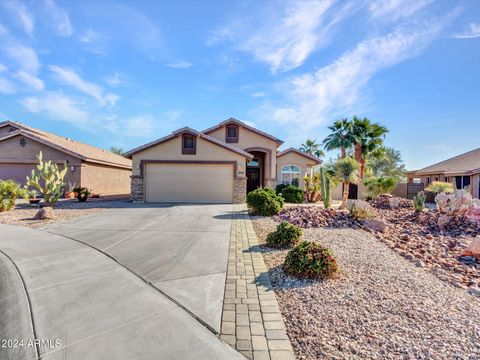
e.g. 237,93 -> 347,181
219,205 -> 294,360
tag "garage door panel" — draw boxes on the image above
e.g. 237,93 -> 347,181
145,164 -> 233,203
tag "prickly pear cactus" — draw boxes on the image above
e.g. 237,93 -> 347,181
25,151 -> 68,206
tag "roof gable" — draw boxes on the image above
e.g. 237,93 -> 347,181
416,147 -> 480,174
277,147 -> 322,164
203,118 -> 284,146
125,127 -> 253,159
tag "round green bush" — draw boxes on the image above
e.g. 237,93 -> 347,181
247,188 -> 284,216
280,185 -> 304,203
266,221 -> 302,248
284,241 -> 338,279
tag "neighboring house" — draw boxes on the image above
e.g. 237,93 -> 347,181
125,118 -> 321,203
0,121 -> 132,196
406,147 -> 480,199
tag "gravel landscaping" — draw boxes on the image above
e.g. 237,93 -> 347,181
0,198 -> 129,228
252,216 -> 480,359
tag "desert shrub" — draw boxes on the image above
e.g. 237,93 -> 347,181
364,176 -> 397,199
284,241 -> 338,279
304,173 -> 322,203
25,151 -> 67,206
0,179 -> 27,212
247,188 -> 284,216
275,184 -> 287,195
279,185 -> 304,203
426,181 -> 454,194
73,187 -> 91,202
347,199 -> 376,219
266,222 -> 302,248
413,191 -> 426,212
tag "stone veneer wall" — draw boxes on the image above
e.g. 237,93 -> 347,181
131,176 -> 144,202
234,177 -> 247,204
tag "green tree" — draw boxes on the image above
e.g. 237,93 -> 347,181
109,146 -> 125,156
351,116 -> 388,179
367,147 -> 406,181
334,157 -> 359,209
322,118 -> 356,158
300,139 -> 325,158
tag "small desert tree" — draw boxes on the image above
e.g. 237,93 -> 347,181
426,181 -> 454,194
334,157 -> 359,209
25,151 -> 68,206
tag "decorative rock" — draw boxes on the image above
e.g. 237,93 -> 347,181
462,238 -> 480,260
33,207 -> 55,220
425,234 -> 434,240
468,286 -> 480,297
363,219 -> 386,233
437,214 -> 452,229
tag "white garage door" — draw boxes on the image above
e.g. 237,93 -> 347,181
145,163 -> 234,203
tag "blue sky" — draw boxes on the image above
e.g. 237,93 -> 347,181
0,0 -> 479,170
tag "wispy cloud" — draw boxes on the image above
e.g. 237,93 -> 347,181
49,65 -> 118,106
44,0 -> 73,37
125,116 -> 154,137
452,22 -> 480,39
0,77 -> 16,94
2,0 -> 34,35
21,92 -> 88,123
208,1 -> 358,73
262,19 -> 449,129
5,44 -> 40,74
166,61 -> 193,69
369,0 -> 433,22
14,71 -> 44,91
0,63 -> 7,73
105,72 -> 124,86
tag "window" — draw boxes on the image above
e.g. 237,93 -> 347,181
435,176 -> 439,181
225,124 -> 239,143
281,165 -> 301,186
455,175 -> 471,190
426,177 -> 430,184
247,158 -> 259,167
182,133 -> 196,155
444,177 -> 448,182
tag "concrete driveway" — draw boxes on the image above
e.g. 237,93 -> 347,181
45,203 -> 233,332
0,204 -> 241,360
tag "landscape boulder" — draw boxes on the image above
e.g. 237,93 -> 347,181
363,219 -> 386,233
34,207 -> 55,220
462,238 -> 480,260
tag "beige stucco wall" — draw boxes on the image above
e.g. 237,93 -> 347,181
131,135 -> 247,177
0,135 -> 81,187
81,163 -> 131,196
276,152 -> 316,189
331,183 -> 368,201
206,126 -> 278,181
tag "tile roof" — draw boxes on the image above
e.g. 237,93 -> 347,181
124,127 -> 254,159
415,147 -> 480,175
202,117 -> 284,145
0,121 -> 132,169
277,147 -> 322,164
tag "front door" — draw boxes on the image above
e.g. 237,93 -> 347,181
247,167 -> 261,192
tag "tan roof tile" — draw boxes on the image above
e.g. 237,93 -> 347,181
416,147 -> 480,175
0,121 -> 132,168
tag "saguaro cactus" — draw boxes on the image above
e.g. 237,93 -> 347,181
319,167 -> 331,209
25,151 -> 68,206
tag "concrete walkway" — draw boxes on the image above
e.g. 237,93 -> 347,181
0,208 -> 242,360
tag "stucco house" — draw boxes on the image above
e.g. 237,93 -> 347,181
0,121 -> 132,196
407,147 -> 480,199
125,118 -> 321,203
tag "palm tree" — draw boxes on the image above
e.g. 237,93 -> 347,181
351,116 -> 388,179
322,118 -> 355,158
334,157 -> 359,209
109,146 -> 125,156
300,139 -> 325,158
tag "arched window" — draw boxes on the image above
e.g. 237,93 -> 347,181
281,165 -> 301,186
